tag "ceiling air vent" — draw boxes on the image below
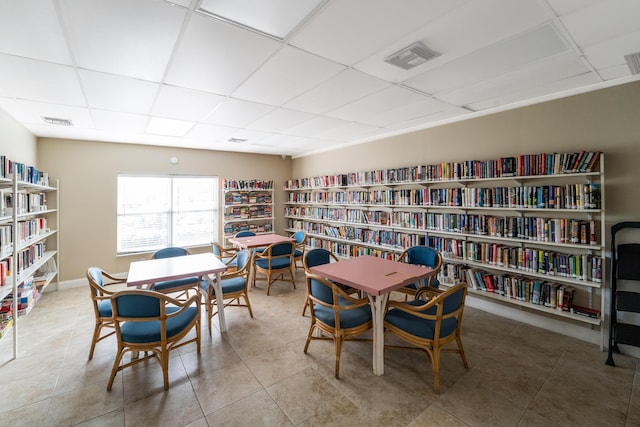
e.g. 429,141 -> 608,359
42,116 -> 73,126
228,137 -> 247,143
625,52 -> 640,75
384,42 -> 439,70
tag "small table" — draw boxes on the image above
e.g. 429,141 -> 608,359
228,233 -> 295,250
310,255 -> 434,376
127,252 -> 229,332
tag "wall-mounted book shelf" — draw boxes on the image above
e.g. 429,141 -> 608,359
284,151 -> 605,336
222,179 -> 274,242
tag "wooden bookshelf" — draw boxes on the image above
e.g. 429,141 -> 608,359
284,151 -> 605,335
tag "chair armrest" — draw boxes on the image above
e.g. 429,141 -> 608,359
101,271 -> 127,284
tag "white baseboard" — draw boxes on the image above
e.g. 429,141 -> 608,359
43,272 -> 128,292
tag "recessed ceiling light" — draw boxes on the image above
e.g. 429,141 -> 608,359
42,116 -> 73,126
385,42 -> 440,70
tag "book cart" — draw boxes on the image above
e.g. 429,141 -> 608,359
606,221 -> 640,366
284,151 -> 605,342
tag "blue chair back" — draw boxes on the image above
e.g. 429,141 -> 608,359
271,242 -> 293,256
235,231 -> 256,237
293,231 -> 305,244
113,293 -> 161,318
153,247 -> 188,259
405,246 -> 439,268
310,277 -> 333,305
236,250 -> 250,270
88,267 -> 104,289
305,248 -> 332,269
442,285 -> 465,315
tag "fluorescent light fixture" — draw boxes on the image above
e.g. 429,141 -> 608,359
385,42 -> 440,70
146,117 -> 195,136
197,0 -> 327,40
42,116 -> 73,126
625,52 -> 640,75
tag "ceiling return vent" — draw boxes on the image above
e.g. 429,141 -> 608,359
384,42 -> 440,70
42,116 -> 73,126
625,52 -> 640,75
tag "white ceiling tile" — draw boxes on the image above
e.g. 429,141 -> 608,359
165,13 -> 281,94
315,121 -> 382,141
232,45 -> 345,105
546,0 -> 601,16
0,98 -> 93,128
355,0 -> 552,83
152,85 -> 226,121
290,0 -> 469,65
186,123 -> 238,142
60,0 -> 186,81
203,98 -> 274,127
384,107 -> 472,131
79,69 -> 159,115
146,117 -> 195,136
559,0 -> 640,48
91,110 -> 148,133
197,0 -> 326,40
581,31 -> 640,71
284,69 -> 391,114
405,24 -> 569,95
0,54 -> 85,105
246,108 -> 316,132
256,134 -> 310,147
282,116 -> 351,139
227,129 -> 274,145
0,0 -> 72,65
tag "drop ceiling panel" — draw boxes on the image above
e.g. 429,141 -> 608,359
203,98 -> 274,128
547,0 -> 601,16
581,32 -> 640,70
558,0 -> 640,48
0,55 -> 85,105
91,110 -> 148,133
186,123 -> 238,142
232,45 -> 345,105
383,107 -> 471,131
0,0 -> 72,65
0,98 -> 93,128
246,108 -> 316,133
282,116 -> 351,139
165,13 -> 281,94
315,121 -> 382,141
227,128 -> 274,145
290,0 -> 469,65
405,24 -> 569,95
60,0 -> 186,81
152,85 -> 225,121
284,69 -> 391,114
355,0 -> 551,83
79,70 -> 159,115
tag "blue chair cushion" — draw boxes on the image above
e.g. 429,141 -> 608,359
385,300 -> 457,339
153,276 -> 198,291
294,249 -> 303,257
120,306 -> 198,343
405,277 -> 440,290
98,300 -> 112,317
199,276 -> 246,295
255,258 -> 290,270
314,303 -> 372,329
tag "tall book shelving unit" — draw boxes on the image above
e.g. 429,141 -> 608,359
0,159 -> 58,360
221,179 -> 274,244
284,151 -> 605,339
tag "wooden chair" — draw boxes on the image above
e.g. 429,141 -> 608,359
212,241 -> 238,270
147,247 -> 199,298
86,267 -> 126,360
303,273 -> 372,378
253,241 -> 296,295
396,245 -> 442,298
384,283 -> 468,393
199,249 -> 253,334
302,248 -> 339,316
107,289 -> 201,391
291,230 -> 307,269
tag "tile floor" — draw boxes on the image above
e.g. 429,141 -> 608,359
1,269 -> 639,426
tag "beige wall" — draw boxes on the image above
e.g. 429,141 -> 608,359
293,80 -> 640,229
36,139 -> 291,281
0,108 -> 36,164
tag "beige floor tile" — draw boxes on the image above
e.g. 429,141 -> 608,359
205,389 -> 292,426
124,381 -> 204,427
45,379 -> 125,426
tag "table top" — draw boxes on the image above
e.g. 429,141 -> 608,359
309,255 -> 434,296
228,233 -> 294,249
127,252 -> 228,287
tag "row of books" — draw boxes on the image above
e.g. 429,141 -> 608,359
2,191 -> 48,216
305,236 -> 396,260
224,205 -> 272,220
223,222 -> 273,236
222,179 -> 273,190
224,191 -> 273,205
0,156 -> 50,186
286,184 -> 601,210
286,207 -> 599,246
284,151 -> 601,189
429,236 -> 602,283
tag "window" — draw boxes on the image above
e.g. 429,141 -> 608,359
117,175 -> 218,254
